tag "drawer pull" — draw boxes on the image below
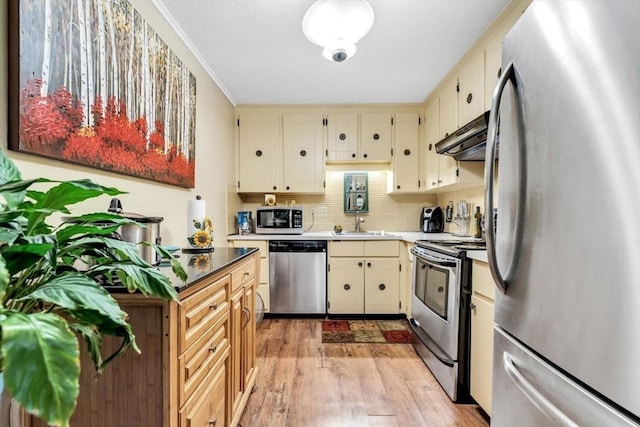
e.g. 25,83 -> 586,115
243,271 -> 250,278
208,418 -> 217,426
209,345 -> 217,353
210,302 -> 218,310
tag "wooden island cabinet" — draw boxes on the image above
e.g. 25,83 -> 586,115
29,248 -> 259,427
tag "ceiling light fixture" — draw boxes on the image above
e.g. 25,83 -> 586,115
302,0 -> 375,63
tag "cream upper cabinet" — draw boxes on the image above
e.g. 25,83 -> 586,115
438,75 -> 459,140
390,112 -> 421,193
237,111 -> 281,192
457,49 -> 486,126
424,96 -> 480,192
484,35 -> 503,111
424,98 -> 440,191
282,112 -> 325,193
360,112 -> 392,162
326,112 -> 392,162
470,260 -> 496,416
327,112 -> 359,161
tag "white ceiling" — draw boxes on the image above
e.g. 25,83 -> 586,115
153,0 -> 510,106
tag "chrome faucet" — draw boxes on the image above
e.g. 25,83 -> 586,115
354,216 -> 365,232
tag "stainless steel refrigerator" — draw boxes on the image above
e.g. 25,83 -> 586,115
484,1 -> 640,426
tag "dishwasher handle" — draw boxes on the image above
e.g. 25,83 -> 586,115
269,240 -> 327,253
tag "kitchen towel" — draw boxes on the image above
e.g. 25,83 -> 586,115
187,196 -> 206,237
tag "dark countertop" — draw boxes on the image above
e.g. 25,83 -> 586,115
105,246 -> 259,293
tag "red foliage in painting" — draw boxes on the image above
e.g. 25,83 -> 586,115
96,97 -> 146,154
148,121 -> 165,151
19,80 -> 195,187
20,79 -> 84,150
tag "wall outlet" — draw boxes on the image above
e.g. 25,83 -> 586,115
311,207 -> 328,217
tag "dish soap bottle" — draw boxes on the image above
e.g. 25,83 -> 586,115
474,207 -> 483,238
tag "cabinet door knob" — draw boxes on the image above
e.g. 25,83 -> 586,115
351,153 -> 356,158
255,150 -> 263,157
378,283 -> 386,291
344,284 -> 351,291
403,149 -> 411,156
273,186 -> 277,190
470,302 -> 476,310
339,133 -> 347,140
286,186 -> 290,190
467,93 -> 473,104
428,143 -> 433,151
373,133 -> 380,140
431,181 -> 436,186
300,150 -> 307,157
363,153 -> 368,158
396,185 -> 401,189
357,262 -> 363,267
367,262 -> 372,268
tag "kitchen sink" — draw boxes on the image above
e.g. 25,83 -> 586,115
332,231 -> 392,236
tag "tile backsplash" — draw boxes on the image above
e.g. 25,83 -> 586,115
226,170 -> 486,235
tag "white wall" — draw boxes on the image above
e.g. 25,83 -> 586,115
0,1 -> 236,248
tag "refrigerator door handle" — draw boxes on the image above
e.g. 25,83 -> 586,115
485,61 -> 525,294
503,352 -> 580,427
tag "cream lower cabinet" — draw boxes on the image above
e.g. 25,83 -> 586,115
470,260 -> 496,416
328,240 -> 400,314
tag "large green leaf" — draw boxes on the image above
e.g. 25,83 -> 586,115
0,226 -> 21,246
0,148 -> 25,208
0,311 -> 80,427
92,263 -> 178,301
33,180 -> 124,211
2,242 -> 54,275
0,255 -> 8,300
21,273 -> 130,327
55,223 -> 120,245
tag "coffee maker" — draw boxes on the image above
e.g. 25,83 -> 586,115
420,206 -> 444,233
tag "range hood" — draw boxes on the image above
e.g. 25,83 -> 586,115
435,111 -> 496,161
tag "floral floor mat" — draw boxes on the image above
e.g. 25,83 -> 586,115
321,319 -> 413,344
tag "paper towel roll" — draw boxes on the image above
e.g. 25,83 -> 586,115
187,197 -> 206,236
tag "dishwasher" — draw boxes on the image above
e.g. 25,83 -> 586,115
269,240 -> 327,315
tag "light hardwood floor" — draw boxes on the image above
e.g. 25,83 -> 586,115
239,318 -> 489,427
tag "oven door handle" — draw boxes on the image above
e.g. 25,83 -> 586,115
409,318 -> 455,367
415,253 -> 457,268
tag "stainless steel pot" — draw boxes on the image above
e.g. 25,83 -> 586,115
116,212 -> 163,265
108,199 -> 163,265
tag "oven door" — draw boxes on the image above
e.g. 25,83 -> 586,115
411,250 -> 461,360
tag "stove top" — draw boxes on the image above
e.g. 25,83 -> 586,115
415,238 -> 486,257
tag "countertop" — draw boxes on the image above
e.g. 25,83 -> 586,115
227,231 -> 488,263
105,247 -> 259,293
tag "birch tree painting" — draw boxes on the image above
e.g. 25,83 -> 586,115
9,0 -> 197,188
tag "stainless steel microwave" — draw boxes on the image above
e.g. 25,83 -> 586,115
255,207 -> 304,234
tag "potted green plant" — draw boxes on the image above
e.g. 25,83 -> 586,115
0,147 -> 186,427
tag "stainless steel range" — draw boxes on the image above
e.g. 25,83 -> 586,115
409,238 -> 485,402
